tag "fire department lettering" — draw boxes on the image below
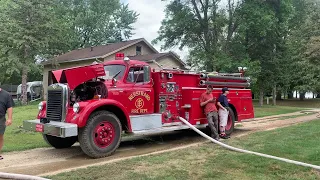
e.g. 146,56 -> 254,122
131,98 -> 147,113
129,91 -> 150,113
128,91 -> 150,101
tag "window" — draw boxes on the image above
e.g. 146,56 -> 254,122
143,66 -> 150,82
136,46 -> 142,55
127,66 -> 150,83
103,65 -> 126,80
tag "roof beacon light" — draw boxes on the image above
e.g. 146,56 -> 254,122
124,57 -> 130,62
115,52 -> 125,60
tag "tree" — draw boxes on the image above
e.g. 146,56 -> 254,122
234,0 -> 293,106
0,0 -> 139,105
0,0 -> 65,104
58,0 -> 139,49
153,0 -> 229,71
286,0 -> 320,100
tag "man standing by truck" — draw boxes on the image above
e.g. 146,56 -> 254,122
217,87 -> 230,139
0,88 -> 14,160
200,85 -> 219,140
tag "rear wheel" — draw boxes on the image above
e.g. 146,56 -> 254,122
225,107 -> 235,136
43,134 -> 77,149
79,111 -> 122,158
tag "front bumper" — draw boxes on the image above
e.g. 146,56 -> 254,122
23,120 -> 78,138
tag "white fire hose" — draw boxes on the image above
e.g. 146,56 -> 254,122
178,116 -> 320,170
1,117 -> 319,180
0,172 -> 50,180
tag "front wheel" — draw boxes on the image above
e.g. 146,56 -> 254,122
78,111 -> 122,158
225,107 -> 235,136
43,134 -> 77,149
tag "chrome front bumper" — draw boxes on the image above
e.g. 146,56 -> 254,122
23,120 -> 78,138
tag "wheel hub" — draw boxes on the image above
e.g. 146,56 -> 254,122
94,121 -> 115,148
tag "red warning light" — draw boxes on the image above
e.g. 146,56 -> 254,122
115,52 -> 125,60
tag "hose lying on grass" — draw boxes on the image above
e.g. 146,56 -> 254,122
178,116 -> 320,170
0,172 -> 50,180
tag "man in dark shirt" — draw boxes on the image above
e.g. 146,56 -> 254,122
217,87 -> 230,139
200,85 -> 219,140
0,88 -> 14,160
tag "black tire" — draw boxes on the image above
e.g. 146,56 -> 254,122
78,111 -> 122,158
43,134 -> 77,149
225,107 -> 235,136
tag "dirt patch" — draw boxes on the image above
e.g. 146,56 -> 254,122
0,109 -> 319,177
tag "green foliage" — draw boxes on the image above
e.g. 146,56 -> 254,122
155,0 -> 320,103
153,0 -> 227,71
57,0 -> 139,49
0,0 -> 65,104
287,0 -> 320,94
0,0 -> 139,104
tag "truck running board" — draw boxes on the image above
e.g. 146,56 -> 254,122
129,114 -> 207,136
131,124 -> 207,136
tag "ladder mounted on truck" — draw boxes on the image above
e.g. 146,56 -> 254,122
199,71 -> 251,89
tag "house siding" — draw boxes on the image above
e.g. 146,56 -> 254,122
149,57 -> 185,70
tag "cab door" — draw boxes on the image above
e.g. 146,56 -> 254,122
125,65 -> 154,114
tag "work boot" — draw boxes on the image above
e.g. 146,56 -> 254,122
220,134 -> 230,139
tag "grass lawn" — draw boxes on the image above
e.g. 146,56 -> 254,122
253,98 -> 320,109
253,105 -> 306,118
2,100 -> 309,152
2,102 -> 49,152
48,119 -> 320,180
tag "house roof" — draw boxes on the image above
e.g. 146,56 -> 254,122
128,51 -> 187,67
43,38 -> 159,65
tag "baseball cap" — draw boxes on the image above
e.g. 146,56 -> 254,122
222,87 -> 229,92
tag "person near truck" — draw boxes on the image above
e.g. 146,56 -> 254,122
0,88 -> 14,160
217,87 -> 230,139
200,85 -> 219,140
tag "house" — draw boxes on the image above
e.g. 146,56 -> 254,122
42,38 -> 187,99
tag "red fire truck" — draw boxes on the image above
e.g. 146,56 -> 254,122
23,53 -> 254,158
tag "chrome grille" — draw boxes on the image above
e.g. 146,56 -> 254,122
46,84 -> 68,122
47,90 -> 63,122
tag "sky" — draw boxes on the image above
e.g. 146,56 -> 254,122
120,0 -> 189,60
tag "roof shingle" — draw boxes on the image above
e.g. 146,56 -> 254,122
45,38 -> 147,64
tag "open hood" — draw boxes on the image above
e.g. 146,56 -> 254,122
51,64 -> 105,90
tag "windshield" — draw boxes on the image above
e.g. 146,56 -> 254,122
103,65 -> 126,80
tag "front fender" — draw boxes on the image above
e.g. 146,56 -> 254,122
68,99 -> 130,129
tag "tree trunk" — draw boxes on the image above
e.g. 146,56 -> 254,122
272,85 -> 277,106
21,45 -> 29,105
296,91 -> 298,98
259,88 -> 264,106
299,92 -> 306,101
21,67 -> 28,105
287,91 -> 293,99
276,90 -> 282,100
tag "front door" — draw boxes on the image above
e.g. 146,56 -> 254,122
125,65 -> 154,114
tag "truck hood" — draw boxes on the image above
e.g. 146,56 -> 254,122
52,64 -> 105,90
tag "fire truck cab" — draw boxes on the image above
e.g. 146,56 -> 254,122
23,53 -> 254,158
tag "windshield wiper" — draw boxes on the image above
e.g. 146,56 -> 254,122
112,70 -> 122,80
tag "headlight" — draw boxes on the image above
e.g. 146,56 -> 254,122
38,102 -> 44,110
73,103 -> 80,113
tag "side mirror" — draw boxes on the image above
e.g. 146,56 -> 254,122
112,78 -> 117,87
